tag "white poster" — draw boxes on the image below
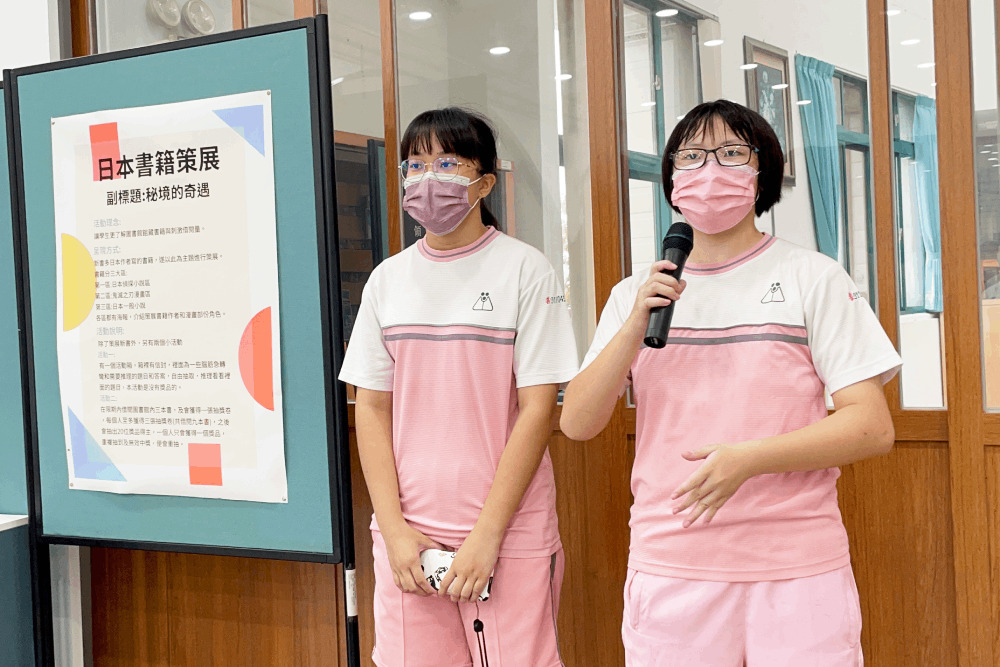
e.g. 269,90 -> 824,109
51,91 -> 287,503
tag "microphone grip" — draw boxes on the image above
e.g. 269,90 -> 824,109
643,247 -> 689,349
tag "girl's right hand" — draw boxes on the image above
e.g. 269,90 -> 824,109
626,259 -> 687,332
382,522 -> 442,596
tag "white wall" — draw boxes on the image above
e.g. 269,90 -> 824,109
94,0 -> 233,53
885,2 -> 937,99
0,0 -> 60,72
328,0 -> 385,138
898,313 -> 945,407
972,0 -> 998,111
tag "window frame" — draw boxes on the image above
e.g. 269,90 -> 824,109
833,70 -> 876,306
892,90 -> 926,315
623,0 -> 702,268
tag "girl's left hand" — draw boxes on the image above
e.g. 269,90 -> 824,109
438,528 -> 501,603
671,442 -> 759,528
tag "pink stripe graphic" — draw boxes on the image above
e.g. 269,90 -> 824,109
382,323 -> 516,339
670,322 -> 806,339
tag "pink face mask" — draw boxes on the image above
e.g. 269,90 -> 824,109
670,161 -> 758,234
402,172 -> 482,237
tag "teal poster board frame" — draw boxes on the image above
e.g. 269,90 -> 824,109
0,82 -> 37,667
3,18 -> 353,564
0,87 -> 29,518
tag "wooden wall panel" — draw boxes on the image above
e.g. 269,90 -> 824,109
379,0 -> 402,256
838,442 -> 958,666
69,0 -> 92,57
232,0 -> 244,29
933,0 -> 994,663
584,0 -> 625,306
984,447 -> 1000,661
90,549 -> 170,666
90,550 -> 343,666
164,554 -> 341,666
293,0 -> 316,19
548,433 -> 633,667
867,0 -> 902,412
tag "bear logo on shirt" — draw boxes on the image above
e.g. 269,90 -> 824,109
761,282 -> 785,304
473,292 -> 494,311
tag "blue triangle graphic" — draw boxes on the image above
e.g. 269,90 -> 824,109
68,409 -> 126,482
213,105 -> 266,156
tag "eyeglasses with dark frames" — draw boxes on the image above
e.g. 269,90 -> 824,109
670,144 -> 759,170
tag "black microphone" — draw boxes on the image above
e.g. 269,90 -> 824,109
643,222 -> 694,349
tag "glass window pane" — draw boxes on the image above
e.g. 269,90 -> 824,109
95,0 -> 235,53
659,18 -> 701,144
833,77 -> 844,127
622,4 -> 657,155
622,4 -> 699,279
328,0 -> 387,354
897,95 -> 915,143
842,80 -> 866,134
898,155 -> 944,409
889,0 -> 945,408
844,148 -> 871,300
898,157 -> 926,310
246,0 -> 294,27
394,0 -> 595,362
971,0 -> 1000,409
629,180 -> 658,278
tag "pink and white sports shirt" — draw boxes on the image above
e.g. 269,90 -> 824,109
582,234 -> 901,581
340,227 -> 579,557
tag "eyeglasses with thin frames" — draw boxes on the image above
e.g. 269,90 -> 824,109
399,157 -> 475,181
670,144 -> 759,170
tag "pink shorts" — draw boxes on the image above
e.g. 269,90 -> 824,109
622,565 -> 863,667
371,531 -> 565,667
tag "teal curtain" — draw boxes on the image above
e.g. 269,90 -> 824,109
913,96 -> 943,312
794,55 -> 840,259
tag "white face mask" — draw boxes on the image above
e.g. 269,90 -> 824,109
402,171 -> 479,189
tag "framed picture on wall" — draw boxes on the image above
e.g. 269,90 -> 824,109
743,37 -> 795,186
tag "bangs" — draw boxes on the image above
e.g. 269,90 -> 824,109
400,108 -> 492,170
663,99 -> 785,217
676,107 -> 755,148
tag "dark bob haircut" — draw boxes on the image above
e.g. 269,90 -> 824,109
400,107 -> 500,228
662,99 -> 784,217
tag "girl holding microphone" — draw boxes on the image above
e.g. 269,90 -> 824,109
561,100 -> 900,666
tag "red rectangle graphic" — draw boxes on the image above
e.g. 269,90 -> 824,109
188,443 -> 222,486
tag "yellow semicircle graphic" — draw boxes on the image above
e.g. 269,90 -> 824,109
62,234 -> 96,331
